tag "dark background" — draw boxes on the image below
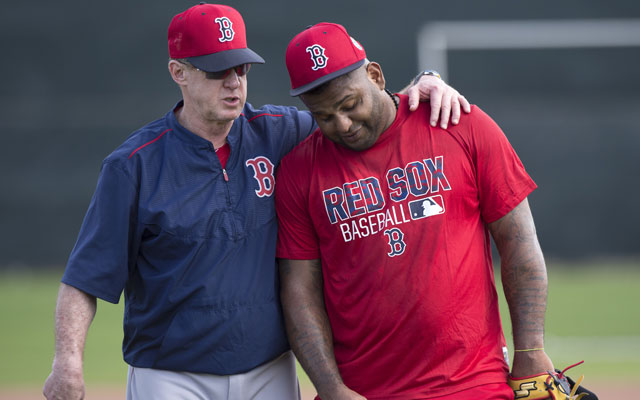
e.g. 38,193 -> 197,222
2,0 -> 639,268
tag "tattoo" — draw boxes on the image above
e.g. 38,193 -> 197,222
489,199 -> 548,349
278,259 -> 344,395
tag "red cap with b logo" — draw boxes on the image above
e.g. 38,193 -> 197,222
286,22 -> 367,96
168,3 -> 264,72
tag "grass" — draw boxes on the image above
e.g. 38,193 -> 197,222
0,260 -> 638,391
497,260 -> 640,379
0,270 -> 127,386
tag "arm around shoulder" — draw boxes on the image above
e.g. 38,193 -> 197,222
400,72 -> 470,128
43,283 -> 97,400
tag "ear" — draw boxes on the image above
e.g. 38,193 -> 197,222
168,60 -> 189,86
365,62 -> 386,90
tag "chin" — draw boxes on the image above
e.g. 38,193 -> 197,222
226,105 -> 244,117
341,140 -> 373,152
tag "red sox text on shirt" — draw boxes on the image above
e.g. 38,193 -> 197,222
321,156 -> 451,246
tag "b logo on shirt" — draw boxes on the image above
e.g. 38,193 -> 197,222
384,228 -> 406,257
246,156 -> 275,197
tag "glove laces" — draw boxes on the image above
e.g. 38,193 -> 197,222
547,360 -> 586,399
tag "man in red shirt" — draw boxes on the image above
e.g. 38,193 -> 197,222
275,23 -> 556,399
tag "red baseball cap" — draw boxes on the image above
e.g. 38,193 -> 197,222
286,22 -> 367,96
168,3 -> 265,72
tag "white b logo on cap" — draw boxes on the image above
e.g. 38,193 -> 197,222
215,17 -> 235,42
306,45 -> 328,71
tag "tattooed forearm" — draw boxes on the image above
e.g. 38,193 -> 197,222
278,258 -> 345,396
488,198 -> 548,349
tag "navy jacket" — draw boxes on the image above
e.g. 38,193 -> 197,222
62,101 -> 315,374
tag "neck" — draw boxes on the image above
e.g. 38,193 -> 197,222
175,103 -> 234,149
382,88 -> 398,131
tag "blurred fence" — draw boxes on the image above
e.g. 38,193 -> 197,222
1,0 -> 639,267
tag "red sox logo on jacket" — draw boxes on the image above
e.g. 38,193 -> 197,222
322,156 -> 451,256
306,44 -> 328,71
246,156 -> 275,197
215,17 -> 235,42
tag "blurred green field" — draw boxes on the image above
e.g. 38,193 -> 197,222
1,260 -> 638,392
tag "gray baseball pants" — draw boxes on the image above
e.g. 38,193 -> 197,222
126,351 -> 301,400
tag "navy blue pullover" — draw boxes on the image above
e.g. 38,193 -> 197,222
62,101 -> 315,374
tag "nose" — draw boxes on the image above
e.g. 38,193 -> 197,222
223,69 -> 241,89
334,113 -> 352,133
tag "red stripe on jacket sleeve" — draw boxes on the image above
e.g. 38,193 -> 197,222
242,113 -> 284,122
128,129 -> 172,159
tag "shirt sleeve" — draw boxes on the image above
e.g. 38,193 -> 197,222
468,106 -> 538,223
275,154 -> 320,260
278,108 -> 316,160
61,161 -> 138,303
297,110 -> 317,139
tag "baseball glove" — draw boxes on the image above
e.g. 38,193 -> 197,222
508,361 -> 598,400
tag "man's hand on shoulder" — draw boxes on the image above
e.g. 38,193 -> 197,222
406,75 -> 470,129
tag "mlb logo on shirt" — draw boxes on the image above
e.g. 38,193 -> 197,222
409,195 -> 445,220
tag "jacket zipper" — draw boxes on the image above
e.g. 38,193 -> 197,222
212,144 -> 237,238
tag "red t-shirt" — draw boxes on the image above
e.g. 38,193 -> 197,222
275,97 -> 536,399
216,142 -> 230,168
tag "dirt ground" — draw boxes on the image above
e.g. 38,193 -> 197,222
0,380 -> 633,399
0,385 -> 318,400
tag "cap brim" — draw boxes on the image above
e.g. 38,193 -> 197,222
187,48 -> 265,72
290,59 -> 366,96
